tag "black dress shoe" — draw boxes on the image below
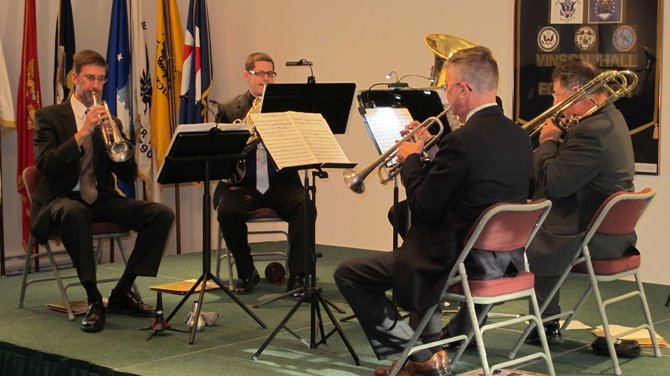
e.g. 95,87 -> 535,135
286,274 -> 305,299
107,289 -> 156,317
526,319 -> 563,345
233,268 -> 261,294
81,301 -> 105,333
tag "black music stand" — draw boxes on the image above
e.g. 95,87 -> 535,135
250,83 -> 360,364
252,165 -> 360,365
261,83 -> 356,134
157,124 -> 267,344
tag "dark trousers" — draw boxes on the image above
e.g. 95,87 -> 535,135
217,181 -> 310,278
48,194 -> 174,284
334,251 -> 441,361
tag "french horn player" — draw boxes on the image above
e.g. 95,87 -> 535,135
212,52 -> 310,297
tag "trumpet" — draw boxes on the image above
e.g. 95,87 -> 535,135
91,92 -> 134,162
523,70 -> 638,137
343,106 -> 448,194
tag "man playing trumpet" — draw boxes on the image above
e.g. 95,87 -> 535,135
335,46 -> 533,375
32,50 -> 174,333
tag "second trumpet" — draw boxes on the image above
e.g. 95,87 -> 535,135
91,92 -> 134,163
343,106 -> 449,194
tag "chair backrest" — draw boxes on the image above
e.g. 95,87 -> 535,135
466,199 -> 552,253
448,199 -> 552,281
583,187 -> 655,243
22,166 -> 40,203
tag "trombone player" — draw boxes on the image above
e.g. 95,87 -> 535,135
334,46 -> 533,375
525,59 -> 636,344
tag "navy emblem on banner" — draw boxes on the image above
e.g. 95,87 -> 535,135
575,26 -> 596,50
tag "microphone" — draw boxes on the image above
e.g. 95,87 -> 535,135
286,58 -> 313,66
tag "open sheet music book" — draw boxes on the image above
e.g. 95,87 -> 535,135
250,111 -> 354,170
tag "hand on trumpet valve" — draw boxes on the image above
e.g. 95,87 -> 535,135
538,118 -> 563,144
396,138 -> 424,164
401,120 -> 433,143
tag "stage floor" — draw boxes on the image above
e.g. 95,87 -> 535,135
1,244 -> 668,375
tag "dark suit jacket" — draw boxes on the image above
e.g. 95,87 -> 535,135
528,103 -> 636,276
213,91 -> 300,201
31,100 -> 136,243
393,105 -> 533,312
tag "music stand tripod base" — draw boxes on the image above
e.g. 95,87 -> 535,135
157,127 -> 267,344
252,169 -> 360,365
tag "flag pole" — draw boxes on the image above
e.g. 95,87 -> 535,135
163,0 -> 181,254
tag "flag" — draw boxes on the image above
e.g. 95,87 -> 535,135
0,39 -> 16,205
53,0 -> 75,104
103,0 -> 135,198
0,39 -> 15,128
17,0 -> 42,247
129,0 -> 153,199
151,0 -> 183,172
178,0 -> 212,124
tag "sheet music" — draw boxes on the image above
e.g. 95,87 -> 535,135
251,113 -> 317,169
361,107 -> 413,154
289,112 -> 350,164
251,112 -> 351,170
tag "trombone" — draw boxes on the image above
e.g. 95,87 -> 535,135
523,70 -> 638,137
343,106 -> 448,194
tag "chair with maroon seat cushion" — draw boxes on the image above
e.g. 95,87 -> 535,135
388,199 -> 555,376
509,188 -> 661,376
17,166 -> 137,321
215,207 -> 289,289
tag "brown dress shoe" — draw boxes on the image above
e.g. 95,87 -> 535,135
373,350 -> 451,376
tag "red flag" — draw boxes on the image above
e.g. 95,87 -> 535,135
16,0 -> 42,247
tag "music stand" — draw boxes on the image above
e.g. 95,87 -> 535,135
261,82 -> 356,134
157,123 -> 267,344
249,84 -> 360,364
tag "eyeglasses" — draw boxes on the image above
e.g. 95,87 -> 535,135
81,74 -> 108,84
550,85 -> 578,99
442,81 -> 473,93
248,70 -> 277,78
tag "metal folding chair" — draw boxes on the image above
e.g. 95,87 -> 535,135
17,166 -> 136,321
390,199 -> 555,376
509,188 -> 661,375
215,207 -> 289,289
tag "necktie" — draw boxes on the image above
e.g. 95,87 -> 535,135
79,136 -> 98,204
256,144 -> 269,194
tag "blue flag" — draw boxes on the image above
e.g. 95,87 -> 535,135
103,0 -> 135,198
178,0 -> 212,125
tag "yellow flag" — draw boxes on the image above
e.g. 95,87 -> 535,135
151,0 -> 183,173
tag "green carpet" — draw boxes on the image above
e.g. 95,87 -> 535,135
1,244 -> 668,375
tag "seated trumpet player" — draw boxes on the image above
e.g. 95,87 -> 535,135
525,59 -> 636,344
334,46 -> 533,375
388,97 -> 503,241
213,52 -> 310,296
31,50 -> 175,333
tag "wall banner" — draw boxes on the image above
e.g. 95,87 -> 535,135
514,0 -> 662,174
